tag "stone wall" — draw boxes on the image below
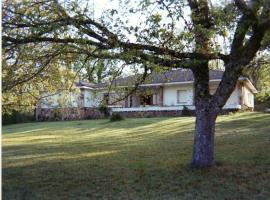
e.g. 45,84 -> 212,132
36,107 -> 240,121
113,110 -> 184,118
114,108 -> 240,118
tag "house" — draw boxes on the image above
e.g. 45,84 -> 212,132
36,69 -> 257,120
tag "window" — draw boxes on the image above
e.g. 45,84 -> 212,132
177,90 -> 188,104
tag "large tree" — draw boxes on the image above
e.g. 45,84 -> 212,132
2,0 -> 270,168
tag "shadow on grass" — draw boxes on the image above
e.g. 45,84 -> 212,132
2,116 -> 196,137
2,112 -> 270,199
3,151 -> 270,200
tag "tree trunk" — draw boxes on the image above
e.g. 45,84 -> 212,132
191,103 -> 218,168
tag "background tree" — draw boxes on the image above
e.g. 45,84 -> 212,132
2,0 -> 270,168
243,52 -> 270,109
74,57 -> 118,84
2,38 -> 78,115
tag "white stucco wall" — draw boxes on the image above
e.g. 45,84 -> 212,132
163,84 -> 194,106
84,89 -> 103,107
242,86 -> 254,108
223,88 -> 241,109
210,83 -> 242,109
163,83 -> 242,109
84,89 -> 94,107
40,92 -> 79,108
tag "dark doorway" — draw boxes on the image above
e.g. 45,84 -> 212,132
140,95 -> 152,106
103,93 -> 109,105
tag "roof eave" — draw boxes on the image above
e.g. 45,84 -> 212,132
239,77 -> 258,94
77,86 -> 94,90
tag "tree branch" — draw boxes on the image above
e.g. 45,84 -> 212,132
2,50 -> 62,92
2,35 -> 109,49
234,0 -> 258,20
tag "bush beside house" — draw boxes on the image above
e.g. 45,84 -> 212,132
2,110 -> 35,125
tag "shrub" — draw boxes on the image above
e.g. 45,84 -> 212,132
182,105 -> 191,116
2,110 -> 35,125
53,109 -> 61,121
110,113 -> 124,122
99,104 -> 110,117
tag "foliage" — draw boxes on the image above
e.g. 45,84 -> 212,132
98,104 -> 110,117
2,60 -> 77,114
182,105 -> 193,116
109,113 -> 124,122
53,109 -> 62,121
73,57 -> 119,84
2,110 -> 35,125
243,53 -> 270,108
2,113 -> 270,199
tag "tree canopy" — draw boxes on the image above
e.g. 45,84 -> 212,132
3,0 -> 270,95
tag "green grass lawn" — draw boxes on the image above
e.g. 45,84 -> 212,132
2,112 -> 270,200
